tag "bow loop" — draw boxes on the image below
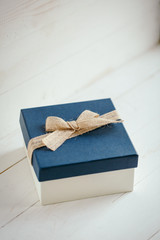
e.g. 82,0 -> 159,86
77,110 -> 99,122
46,116 -> 70,131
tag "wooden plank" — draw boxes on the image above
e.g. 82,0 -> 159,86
66,46 -> 160,103
0,0 -> 96,47
0,129 -> 26,173
0,0 -> 159,96
0,0 -> 159,47
0,158 -> 38,228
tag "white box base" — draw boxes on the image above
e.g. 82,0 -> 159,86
25,147 -> 134,205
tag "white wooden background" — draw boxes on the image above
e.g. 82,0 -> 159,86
0,0 -> 160,239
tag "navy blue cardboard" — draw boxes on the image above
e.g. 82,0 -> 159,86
20,98 -> 138,182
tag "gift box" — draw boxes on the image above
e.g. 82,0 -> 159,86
19,98 -> 138,205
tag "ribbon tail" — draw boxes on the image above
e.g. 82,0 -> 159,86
42,129 -> 74,151
101,110 -> 123,123
27,133 -> 49,163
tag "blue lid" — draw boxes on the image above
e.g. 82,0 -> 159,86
20,98 -> 138,182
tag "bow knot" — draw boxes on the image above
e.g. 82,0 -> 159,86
67,120 -> 80,131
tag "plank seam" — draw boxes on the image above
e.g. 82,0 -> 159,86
0,200 -> 39,229
146,229 -> 160,240
0,156 -> 26,175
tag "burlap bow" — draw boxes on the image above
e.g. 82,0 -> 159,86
27,110 -> 123,162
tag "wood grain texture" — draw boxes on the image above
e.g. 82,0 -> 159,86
0,0 -> 159,96
0,0 -> 160,239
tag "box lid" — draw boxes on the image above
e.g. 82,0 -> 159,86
20,98 -> 138,182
